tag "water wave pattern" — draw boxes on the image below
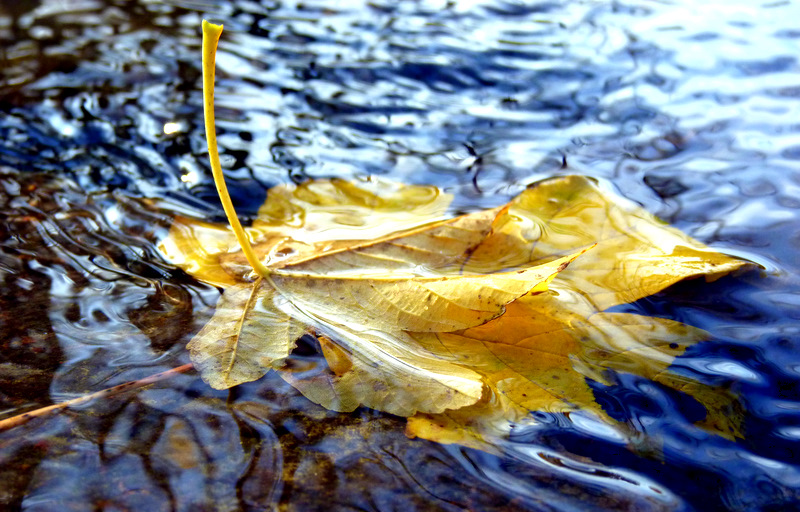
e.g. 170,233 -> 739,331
1,0 -> 800,510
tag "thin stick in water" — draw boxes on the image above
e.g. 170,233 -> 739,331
0,363 -> 195,432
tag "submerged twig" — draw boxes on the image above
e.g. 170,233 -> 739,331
0,363 -> 195,432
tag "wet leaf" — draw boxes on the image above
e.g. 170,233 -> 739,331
161,21 -> 753,451
162,174 -> 751,448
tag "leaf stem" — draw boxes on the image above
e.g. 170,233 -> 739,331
202,20 -> 270,277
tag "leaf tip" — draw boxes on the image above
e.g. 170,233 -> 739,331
558,243 -> 596,272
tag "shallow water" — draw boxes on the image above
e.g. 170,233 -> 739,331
1,0 -> 800,510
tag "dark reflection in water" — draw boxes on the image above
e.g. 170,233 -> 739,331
2,0 -> 800,510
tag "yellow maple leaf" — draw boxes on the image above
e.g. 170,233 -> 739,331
159,21 -> 752,451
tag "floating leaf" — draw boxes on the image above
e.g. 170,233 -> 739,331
164,174 -> 750,445
159,21 -> 754,452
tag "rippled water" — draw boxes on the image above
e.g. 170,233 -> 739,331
1,1 -> 799,510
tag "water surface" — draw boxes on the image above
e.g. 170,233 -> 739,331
1,1 -> 800,510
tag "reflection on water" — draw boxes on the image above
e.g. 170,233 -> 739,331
2,0 -> 800,510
